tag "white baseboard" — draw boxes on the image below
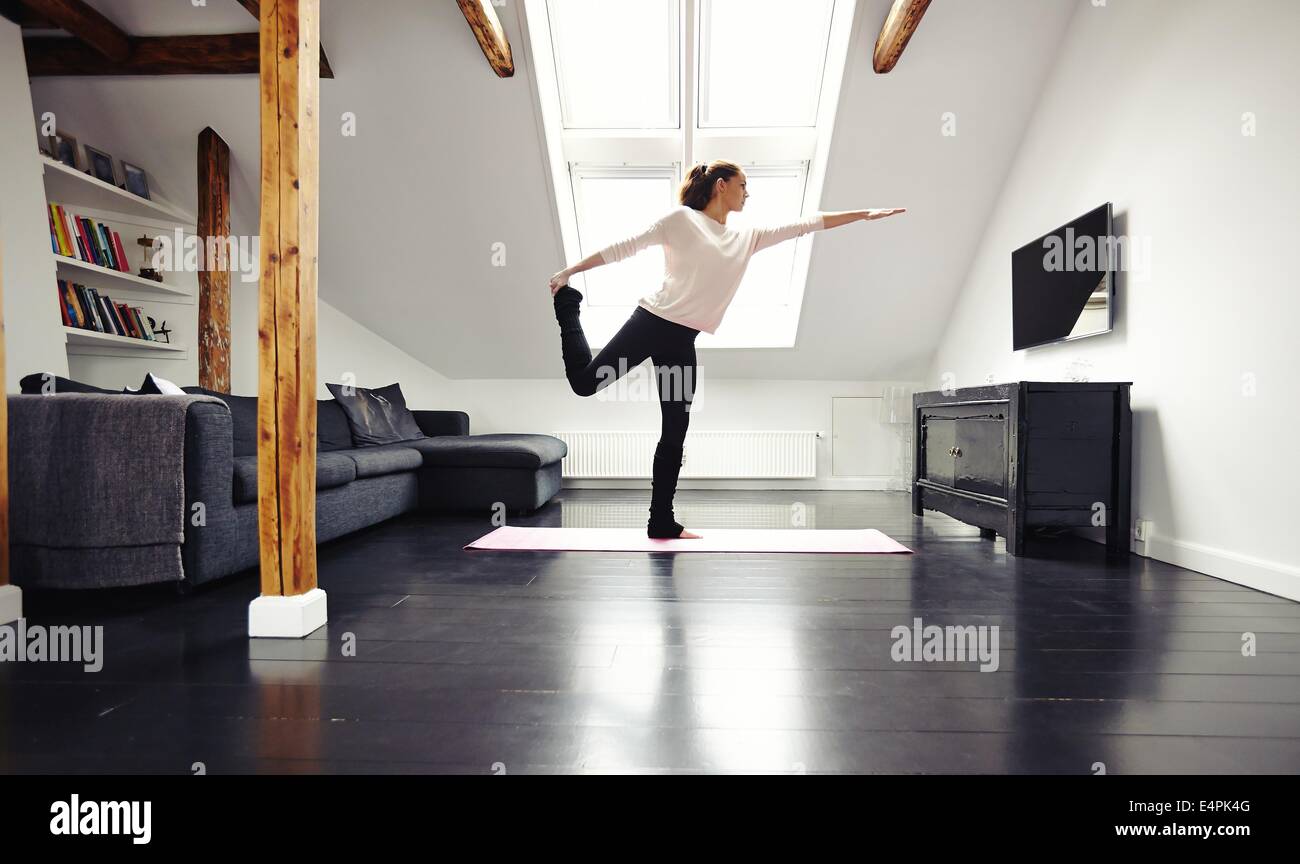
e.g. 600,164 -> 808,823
1137,533 -> 1300,603
0,585 -> 21,626
248,588 -> 328,638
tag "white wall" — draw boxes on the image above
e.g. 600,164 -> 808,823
0,19 -> 68,390
228,284 -> 448,405
927,0 -> 1300,598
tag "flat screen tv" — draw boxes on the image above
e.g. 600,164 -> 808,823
1012,202 -> 1114,350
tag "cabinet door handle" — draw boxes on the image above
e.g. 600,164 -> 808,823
952,447 -> 962,457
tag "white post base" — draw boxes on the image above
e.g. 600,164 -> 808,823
0,585 -> 21,626
248,588 -> 327,638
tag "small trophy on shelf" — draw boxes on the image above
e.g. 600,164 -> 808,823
136,234 -> 164,282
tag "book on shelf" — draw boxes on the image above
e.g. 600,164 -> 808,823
47,203 -> 132,273
58,282 -> 77,327
97,292 -> 121,335
116,303 -> 136,338
72,284 -> 93,330
55,279 -> 155,342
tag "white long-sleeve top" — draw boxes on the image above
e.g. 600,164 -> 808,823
593,205 -> 826,334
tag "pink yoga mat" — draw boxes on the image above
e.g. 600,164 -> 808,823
464,526 -> 913,554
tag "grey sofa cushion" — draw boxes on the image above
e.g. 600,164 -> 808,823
325,382 -> 426,446
231,452 -> 358,505
183,386 -> 259,458
411,409 -> 470,437
341,445 -> 424,478
402,433 -> 567,469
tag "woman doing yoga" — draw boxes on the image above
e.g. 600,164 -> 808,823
548,160 -> 905,539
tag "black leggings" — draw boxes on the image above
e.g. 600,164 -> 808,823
553,288 -> 698,533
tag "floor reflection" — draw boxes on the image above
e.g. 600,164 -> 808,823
549,496 -> 817,772
1007,542 -> 1168,774
250,641 -> 325,768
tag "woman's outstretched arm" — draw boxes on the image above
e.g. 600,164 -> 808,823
549,211 -> 674,294
550,250 -> 604,288
751,208 -> 906,254
822,208 -> 907,229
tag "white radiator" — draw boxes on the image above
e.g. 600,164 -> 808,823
550,431 -> 821,479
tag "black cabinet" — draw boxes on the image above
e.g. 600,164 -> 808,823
911,382 -> 1132,556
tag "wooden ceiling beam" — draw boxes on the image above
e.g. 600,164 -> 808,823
873,0 -> 932,74
15,0 -> 131,61
23,33 -> 335,77
457,0 -> 514,78
236,0 -> 333,79
0,1 -> 55,29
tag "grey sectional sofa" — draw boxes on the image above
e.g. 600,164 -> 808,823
10,384 -> 567,589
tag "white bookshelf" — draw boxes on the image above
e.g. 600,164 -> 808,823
64,326 -> 186,356
42,152 -> 194,363
41,155 -> 193,224
55,255 -> 193,300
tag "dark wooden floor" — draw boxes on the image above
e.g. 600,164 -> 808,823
3,489 -> 1298,774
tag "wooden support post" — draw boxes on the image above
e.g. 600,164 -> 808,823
249,0 -> 323,637
234,0 -> 334,78
197,127 -> 232,393
0,237 -> 19,625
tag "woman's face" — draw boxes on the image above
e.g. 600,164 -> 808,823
716,170 -> 749,212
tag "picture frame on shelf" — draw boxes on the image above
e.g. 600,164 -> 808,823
121,160 -> 150,199
84,145 -> 117,184
50,130 -> 80,169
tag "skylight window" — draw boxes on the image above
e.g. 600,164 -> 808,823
698,0 -> 834,128
524,0 -> 857,348
548,0 -> 679,129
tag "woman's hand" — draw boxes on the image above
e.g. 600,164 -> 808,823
862,208 -> 906,221
548,269 -> 572,296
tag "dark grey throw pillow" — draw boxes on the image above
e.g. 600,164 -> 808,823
182,385 -> 260,457
317,399 -> 354,452
325,382 -> 425,447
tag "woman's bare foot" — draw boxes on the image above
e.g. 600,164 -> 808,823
648,519 -> 699,539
